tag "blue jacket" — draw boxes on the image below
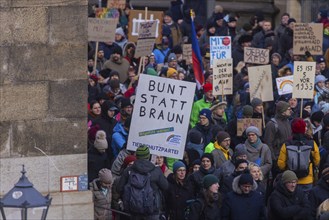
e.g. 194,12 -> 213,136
111,123 -> 128,158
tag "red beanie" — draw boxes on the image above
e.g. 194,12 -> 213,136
291,118 -> 306,134
203,83 -> 213,93
123,155 -> 137,168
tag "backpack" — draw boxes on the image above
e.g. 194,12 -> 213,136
285,140 -> 313,178
122,170 -> 156,215
184,199 -> 204,220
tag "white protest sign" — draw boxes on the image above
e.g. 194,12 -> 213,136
88,18 -> 118,42
244,47 -> 269,65
213,59 -> 233,95
209,36 -> 232,67
127,74 -> 196,159
293,23 -> 323,55
248,65 -> 273,102
276,75 -> 294,95
293,61 -> 316,99
135,21 -> 157,58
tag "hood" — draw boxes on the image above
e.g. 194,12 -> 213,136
131,159 -> 156,174
232,175 -> 258,194
123,42 -> 136,56
113,123 -> 128,136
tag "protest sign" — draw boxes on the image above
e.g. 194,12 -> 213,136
248,65 -> 273,102
212,59 -> 233,95
293,23 -> 323,55
87,18 -> 118,42
276,75 -> 294,95
107,0 -> 126,9
183,44 -> 192,64
244,47 -> 269,65
293,61 -> 316,99
209,36 -> 232,67
237,118 -> 262,136
127,74 -> 196,159
128,10 -> 163,44
134,21 -> 157,58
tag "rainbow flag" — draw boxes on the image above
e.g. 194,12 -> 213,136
190,10 -> 204,88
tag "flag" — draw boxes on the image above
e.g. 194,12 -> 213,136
190,10 -> 204,88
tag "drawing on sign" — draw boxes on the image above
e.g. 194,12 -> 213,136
293,62 -> 316,99
244,47 -> 269,64
213,59 -> 233,95
237,118 -> 262,136
248,65 -> 273,102
134,21 -> 157,58
276,75 -> 294,95
293,23 -> 323,55
209,36 -> 232,67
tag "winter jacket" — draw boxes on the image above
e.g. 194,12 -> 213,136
153,47 -> 170,64
187,193 -> 222,220
219,160 -> 235,177
204,142 -> 233,169
190,97 -> 213,128
222,175 -> 265,220
232,46 -> 244,68
111,123 -> 128,158
267,180 -> 312,220
103,56 -> 130,83
191,123 -> 219,147
88,147 -> 112,183
110,148 -> 130,179
309,178 -> 329,218
90,178 -> 112,220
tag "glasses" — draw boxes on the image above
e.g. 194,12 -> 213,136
222,138 -> 231,142
286,180 -> 297,185
176,169 -> 186,172
199,116 -> 208,120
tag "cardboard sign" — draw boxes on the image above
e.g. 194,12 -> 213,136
183,44 -> 192,65
134,38 -> 156,58
107,0 -> 126,9
128,10 -> 163,44
276,75 -> 294,95
88,18 -> 118,42
213,59 -> 233,95
293,23 -> 323,55
244,47 -> 269,65
134,21 -> 157,58
209,36 -> 232,67
248,65 -> 273,102
293,61 -> 316,99
127,74 -> 196,159
237,119 -> 262,136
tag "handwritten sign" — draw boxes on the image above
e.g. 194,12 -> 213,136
237,119 -> 262,136
248,65 -> 273,102
107,0 -> 126,9
88,18 -> 118,42
293,23 -> 323,55
276,75 -> 294,95
293,61 -> 316,99
183,44 -> 192,65
127,74 -> 196,159
213,59 -> 233,95
134,21 -> 157,58
209,36 -> 232,67
244,47 -> 269,64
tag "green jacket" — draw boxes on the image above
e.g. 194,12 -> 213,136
190,97 -> 212,128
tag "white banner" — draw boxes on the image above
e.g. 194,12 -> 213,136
293,61 -> 316,99
209,36 -> 232,67
212,59 -> 233,95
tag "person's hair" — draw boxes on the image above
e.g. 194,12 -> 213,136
282,13 -> 290,18
201,188 -> 222,207
248,162 -> 264,181
317,199 -> 329,219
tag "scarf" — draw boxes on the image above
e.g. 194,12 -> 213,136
214,142 -> 231,160
249,138 -> 261,148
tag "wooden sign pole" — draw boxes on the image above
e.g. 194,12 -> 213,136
137,7 -> 148,75
300,98 -> 303,118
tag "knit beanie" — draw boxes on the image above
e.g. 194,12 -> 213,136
88,124 -> 100,142
238,173 -> 254,186
245,126 -> 261,136
234,144 -> 248,158
189,130 -> 203,144
168,53 -> 177,62
98,168 -> 113,184
282,170 -> 298,183
167,67 -> 177,78
136,145 -> 150,160
202,174 -> 219,189
235,159 -> 248,169
315,75 -> 327,84
112,46 -> 123,56
210,100 -> 227,111
251,98 -> 263,108
123,155 -> 137,168
311,111 -> 324,123
242,105 -> 254,117
322,167 -> 329,181
199,108 -> 212,122
147,68 -> 158,76
216,131 -> 230,143
115,27 -> 125,37
201,153 -> 214,165
203,83 -> 213,93
276,101 -> 290,115
94,130 -> 108,150
291,118 -> 306,134
192,159 -> 201,166
173,161 -> 186,173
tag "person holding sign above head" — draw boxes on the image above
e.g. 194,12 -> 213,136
232,34 -> 253,68
278,18 -> 296,60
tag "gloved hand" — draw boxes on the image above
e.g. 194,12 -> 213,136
118,199 -> 124,211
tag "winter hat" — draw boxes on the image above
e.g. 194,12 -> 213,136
199,108 -> 212,122
189,130 -> 203,144
146,67 -> 158,76
173,161 -> 186,173
287,18 -> 296,25
109,79 -> 120,90
203,83 -> 213,93
291,118 -> 306,134
201,153 -> 214,165
323,114 -> 329,127
234,144 -> 248,158
311,111 -> 324,123
123,155 -> 137,168
317,56 -> 326,64
228,17 -> 237,22
110,70 -> 120,78
192,159 -> 201,166
322,167 -> 329,181
321,103 -> 329,114
94,130 -> 108,150
242,105 -> 254,117
89,74 -> 98,83
206,21 -> 216,30
251,98 -> 263,109
276,101 -> 290,114
246,126 -> 261,136
164,10 -> 173,18
168,53 -> 177,62
210,100 -> 227,111
99,69 -> 112,79
238,34 -> 253,45
121,98 -> 133,109
281,170 -> 298,183
238,173 -> 254,186
235,159 -> 248,169
98,168 -> 113,184
202,174 -> 219,189
172,45 -> 183,54
167,67 -> 177,78
271,53 -> 282,62
315,75 -> 327,84
242,23 -> 253,32
319,9 -> 328,18
88,124 -> 100,142
216,131 -> 230,143
136,145 -> 150,160
115,27 -> 125,37
214,13 -> 224,21
304,101 -> 314,109
112,46 -> 123,56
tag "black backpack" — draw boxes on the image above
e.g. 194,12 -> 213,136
184,198 -> 204,220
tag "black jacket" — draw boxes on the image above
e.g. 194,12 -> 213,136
309,178 -> 329,218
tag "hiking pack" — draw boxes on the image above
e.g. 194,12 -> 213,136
184,198 -> 204,220
122,170 -> 156,215
285,140 -> 313,178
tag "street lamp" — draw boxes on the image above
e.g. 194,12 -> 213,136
0,165 -> 52,220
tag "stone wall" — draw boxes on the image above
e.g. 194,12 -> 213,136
0,0 -> 93,218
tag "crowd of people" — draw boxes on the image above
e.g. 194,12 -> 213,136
87,1 -> 329,219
